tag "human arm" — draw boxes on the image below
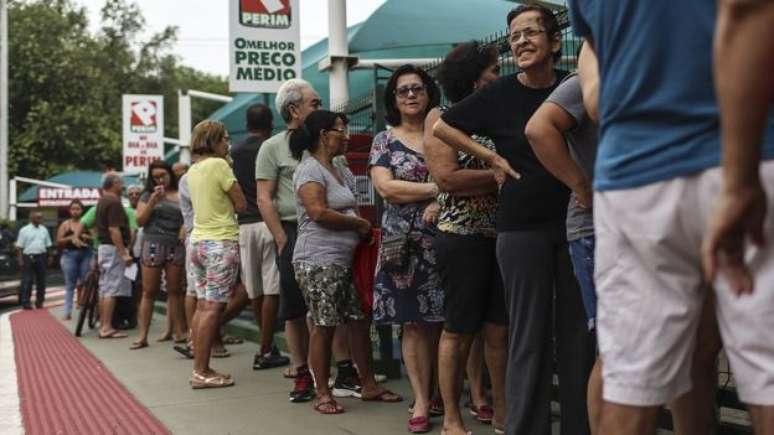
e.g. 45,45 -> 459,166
135,190 -> 162,227
432,119 -> 519,184
55,222 -> 70,249
108,226 -> 132,265
424,108 -> 497,197
525,101 -> 592,208
370,167 -> 438,204
257,179 -> 288,254
297,182 -> 371,238
701,0 -> 774,295
576,40 -> 600,124
227,181 -> 248,214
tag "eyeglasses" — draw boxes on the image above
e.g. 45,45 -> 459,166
510,28 -> 545,42
394,84 -> 427,98
327,127 -> 350,136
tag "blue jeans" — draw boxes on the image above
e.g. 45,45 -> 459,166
569,235 -> 597,331
60,248 -> 93,315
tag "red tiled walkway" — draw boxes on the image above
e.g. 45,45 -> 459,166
11,309 -> 169,435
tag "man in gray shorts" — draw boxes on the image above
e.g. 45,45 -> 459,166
95,173 -> 133,339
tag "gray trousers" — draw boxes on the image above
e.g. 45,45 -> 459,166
497,226 -> 595,435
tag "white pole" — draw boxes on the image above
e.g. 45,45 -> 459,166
328,0 -> 349,108
0,0 -> 9,220
8,177 -> 15,221
178,90 -> 192,165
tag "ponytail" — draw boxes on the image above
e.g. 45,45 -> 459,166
288,110 -> 349,161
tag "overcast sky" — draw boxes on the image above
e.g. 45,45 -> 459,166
80,0 -> 387,77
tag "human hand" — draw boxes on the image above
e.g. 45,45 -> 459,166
150,185 -> 165,203
489,155 -> 520,187
574,183 -> 593,209
356,218 -> 373,240
275,233 -> 288,256
702,181 -> 767,296
72,237 -> 85,248
121,253 -> 134,266
422,202 -> 440,226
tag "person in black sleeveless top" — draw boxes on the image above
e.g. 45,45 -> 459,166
56,199 -> 93,320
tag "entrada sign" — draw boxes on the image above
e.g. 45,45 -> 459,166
38,187 -> 101,207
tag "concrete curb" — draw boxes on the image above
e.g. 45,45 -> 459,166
0,309 -> 23,435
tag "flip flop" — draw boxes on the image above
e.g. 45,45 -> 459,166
283,367 -> 298,379
156,334 -> 173,343
173,336 -> 189,344
361,389 -> 403,403
222,335 -> 244,345
313,398 -> 345,415
211,348 -> 230,358
99,330 -> 128,339
130,341 -> 149,350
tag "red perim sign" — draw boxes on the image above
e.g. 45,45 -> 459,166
240,0 -> 292,29
130,100 -> 158,133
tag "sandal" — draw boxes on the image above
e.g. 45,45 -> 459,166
211,348 -> 230,358
173,336 -> 189,344
130,341 -> 149,350
283,367 -> 298,379
470,404 -> 494,423
493,422 -> 505,434
173,345 -> 194,359
222,335 -> 244,345
99,330 -> 128,339
361,389 -> 403,403
190,371 -> 234,389
313,397 -> 344,415
156,333 -> 173,343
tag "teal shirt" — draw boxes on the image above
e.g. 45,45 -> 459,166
15,223 -> 52,255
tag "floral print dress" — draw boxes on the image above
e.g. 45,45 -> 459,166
368,130 -> 444,325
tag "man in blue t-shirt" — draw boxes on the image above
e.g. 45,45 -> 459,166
569,1 -> 774,434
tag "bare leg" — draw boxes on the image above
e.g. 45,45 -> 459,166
220,282 -> 248,325
598,402 -> 659,435
192,300 -> 227,375
286,316 -> 309,369
99,296 -> 118,335
309,325 -> 335,397
348,318 -> 388,397
164,263 -> 187,339
258,295 -> 280,354
135,265 -> 161,345
749,406 -> 774,435
670,294 -> 721,435
333,323 -> 351,362
588,359 -> 603,435
402,324 -> 436,418
184,295 -> 197,336
483,322 -> 508,430
466,333 -> 487,408
439,329 -> 475,434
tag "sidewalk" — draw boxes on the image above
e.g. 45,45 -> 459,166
4,302 -> 531,435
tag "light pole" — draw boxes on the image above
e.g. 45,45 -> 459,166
0,0 -> 9,220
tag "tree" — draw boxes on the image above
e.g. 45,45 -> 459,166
7,0 -> 228,180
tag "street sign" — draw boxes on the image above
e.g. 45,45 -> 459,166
229,0 -> 301,93
37,187 -> 100,207
122,95 -> 164,175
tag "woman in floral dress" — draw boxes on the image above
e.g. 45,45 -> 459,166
369,64 -> 443,433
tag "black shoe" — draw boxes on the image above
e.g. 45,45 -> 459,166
332,375 -> 362,398
253,345 -> 290,370
289,368 -> 315,403
22,305 -> 32,310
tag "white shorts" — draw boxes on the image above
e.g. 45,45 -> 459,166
184,236 -> 196,297
238,222 -> 280,299
595,161 -> 774,406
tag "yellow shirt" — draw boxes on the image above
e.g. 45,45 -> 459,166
189,157 -> 239,241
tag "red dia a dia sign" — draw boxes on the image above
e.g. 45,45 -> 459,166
240,0 -> 291,28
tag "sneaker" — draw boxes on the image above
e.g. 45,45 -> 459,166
289,368 -> 315,403
332,375 -> 362,398
253,345 -> 290,370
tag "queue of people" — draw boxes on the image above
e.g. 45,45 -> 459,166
65,2 -> 774,434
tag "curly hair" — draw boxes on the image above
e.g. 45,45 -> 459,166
384,64 -> 440,126
437,41 -> 499,104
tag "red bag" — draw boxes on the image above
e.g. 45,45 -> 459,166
352,229 -> 381,315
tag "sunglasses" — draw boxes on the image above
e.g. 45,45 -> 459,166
394,84 -> 427,98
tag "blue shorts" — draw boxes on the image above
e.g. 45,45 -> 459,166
568,235 -> 596,331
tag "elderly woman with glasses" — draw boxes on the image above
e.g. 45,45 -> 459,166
131,160 -> 187,350
368,64 -> 444,433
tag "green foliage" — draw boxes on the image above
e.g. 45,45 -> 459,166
7,0 -> 228,180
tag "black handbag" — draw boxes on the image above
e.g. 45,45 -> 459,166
380,208 -> 420,272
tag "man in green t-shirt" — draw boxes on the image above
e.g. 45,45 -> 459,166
80,185 -> 139,248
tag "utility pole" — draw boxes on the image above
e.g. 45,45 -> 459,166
0,0 -> 9,220
327,0 -> 349,108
